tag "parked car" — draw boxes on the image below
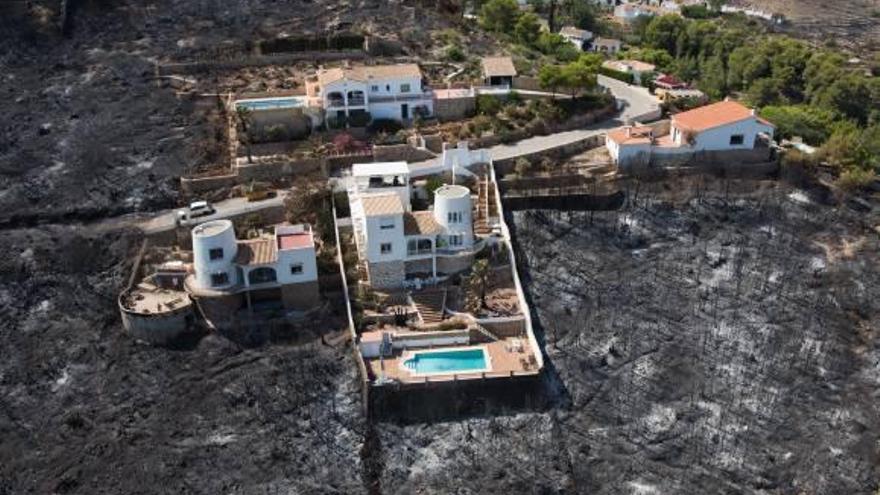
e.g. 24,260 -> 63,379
175,200 -> 215,226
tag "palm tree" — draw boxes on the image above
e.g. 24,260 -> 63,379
467,259 -> 491,311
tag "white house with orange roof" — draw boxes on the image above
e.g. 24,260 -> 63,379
348,162 -> 478,289
606,100 -> 775,166
305,64 -> 433,123
602,59 -> 657,85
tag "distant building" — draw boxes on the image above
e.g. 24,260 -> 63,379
606,100 -> 776,165
481,56 -> 518,87
614,3 -> 654,23
559,26 -> 594,50
305,64 -> 433,123
602,59 -> 657,85
653,73 -> 688,90
590,37 -> 623,54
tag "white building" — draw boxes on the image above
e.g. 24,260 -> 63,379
190,220 -> 320,310
606,100 -> 775,166
559,26 -> 594,50
306,64 -> 433,124
614,3 -> 654,23
348,162 -> 479,289
591,37 -> 623,54
602,59 -> 657,85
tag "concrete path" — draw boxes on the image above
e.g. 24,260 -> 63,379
138,191 -> 289,235
410,75 -> 660,174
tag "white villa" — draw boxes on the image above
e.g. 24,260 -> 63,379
614,3 -> 654,23
606,100 -> 775,166
188,220 -> 320,310
602,59 -> 656,85
348,162 -> 482,289
305,64 -> 433,123
591,37 -> 623,54
559,26 -> 594,50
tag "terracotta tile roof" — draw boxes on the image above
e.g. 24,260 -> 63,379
317,64 -> 422,86
481,57 -> 517,78
361,194 -> 405,217
404,211 -> 443,236
672,100 -> 774,133
607,125 -> 654,145
235,237 -> 277,266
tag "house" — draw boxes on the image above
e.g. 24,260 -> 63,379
653,73 -> 688,90
606,100 -> 776,165
481,56 -> 517,87
656,87 -> 708,104
189,220 -> 320,310
602,59 -> 656,84
559,26 -> 593,50
305,64 -> 433,123
590,37 -> 623,54
614,3 -> 654,23
589,0 -> 617,8
348,162 -> 478,289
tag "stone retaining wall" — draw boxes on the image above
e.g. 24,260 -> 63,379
373,144 -> 435,163
368,260 -> 406,289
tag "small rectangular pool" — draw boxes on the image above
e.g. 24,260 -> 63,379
403,347 -> 490,375
235,97 -> 307,111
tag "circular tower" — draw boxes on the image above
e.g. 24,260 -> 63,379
433,184 -> 473,248
191,220 -> 238,290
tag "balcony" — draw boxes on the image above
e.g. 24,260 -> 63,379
370,90 -> 433,103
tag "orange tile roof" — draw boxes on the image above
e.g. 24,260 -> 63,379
317,64 -> 422,86
672,100 -> 773,133
481,57 -> 517,78
603,60 -> 656,73
235,237 -> 277,265
607,126 -> 654,145
361,194 -> 405,217
404,211 -> 443,236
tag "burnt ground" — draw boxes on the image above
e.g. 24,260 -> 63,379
371,179 -> 880,495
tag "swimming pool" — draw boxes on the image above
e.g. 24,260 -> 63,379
403,347 -> 490,375
235,97 -> 307,111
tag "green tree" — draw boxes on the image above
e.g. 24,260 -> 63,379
759,105 -> 835,145
515,12 -> 542,45
479,0 -> 521,33
538,64 -> 566,95
815,75 -> 874,125
644,15 -> 687,54
745,78 -> 784,107
698,55 -> 727,99
560,60 -> 597,97
466,259 -> 492,311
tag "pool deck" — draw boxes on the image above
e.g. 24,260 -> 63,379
366,338 -> 540,384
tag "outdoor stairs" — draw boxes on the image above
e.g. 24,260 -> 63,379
474,175 -> 492,236
473,323 -> 502,343
411,289 -> 447,325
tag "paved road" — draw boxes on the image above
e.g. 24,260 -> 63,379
410,75 -> 660,173
138,192 -> 288,235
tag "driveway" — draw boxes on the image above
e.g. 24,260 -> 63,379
138,192 -> 288,235
410,75 -> 660,173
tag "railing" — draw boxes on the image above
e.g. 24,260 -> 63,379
348,97 -> 366,106
369,91 -> 433,103
407,248 -> 433,256
327,97 -> 345,107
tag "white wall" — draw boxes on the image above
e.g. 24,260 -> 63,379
276,247 -> 318,285
369,98 -> 433,120
322,79 -> 368,110
192,221 -> 238,290
681,118 -> 775,151
433,186 -> 473,249
365,214 -> 407,261
365,76 -> 424,98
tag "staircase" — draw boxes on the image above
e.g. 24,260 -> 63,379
474,175 -> 492,236
472,323 -> 502,343
411,289 -> 447,325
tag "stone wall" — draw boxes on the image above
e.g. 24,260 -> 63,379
368,260 -> 406,289
281,281 -> 321,310
494,134 -> 606,176
619,147 -> 776,174
434,96 -> 476,121
373,144 -> 435,162
404,258 -> 433,275
236,156 -> 326,181
436,253 -> 474,276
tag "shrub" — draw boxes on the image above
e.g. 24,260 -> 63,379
598,66 -> 635,84
514,157 -> 531,177
476,95 -> 504,116
445,45 -> 466,62
347,111 -> 372,128
837,167 -> 877,191
367,118 -> 403,135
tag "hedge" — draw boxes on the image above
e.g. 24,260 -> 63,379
599,66 -> 635,85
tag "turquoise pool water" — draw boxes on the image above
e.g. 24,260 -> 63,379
404,348 -> 487,374
235,97 -> 307,111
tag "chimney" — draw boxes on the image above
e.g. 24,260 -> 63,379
625,126 -> 632,137
751,109 -> 757,116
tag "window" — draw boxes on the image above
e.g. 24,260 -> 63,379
449,234 -> 463,247
400,83 -> 411,93
210,272 -> 229,287
209,248 -> 224,260
385,84 -> 391,91
371,85 -> 379,92
290,263 -> 303,275
730,134 -> 745,146
379,217 -> 395,230
380,243 -> 393,255
448,211 -> 462,223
